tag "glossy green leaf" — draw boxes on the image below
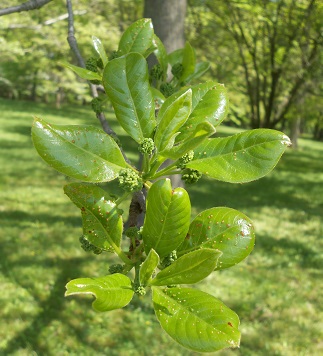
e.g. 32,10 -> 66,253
92,36 -> 108,66
60,61 -> 101,81
180,42 -> 196,82
176,81 -> 229,142
151,87 -> 165,109
150,249 -> 222,286
103,53 -> 156,142
168,48 -> 183,66
187,129 -> 292,183
155,89 -> 192,153
152,287 -> 240,352
81,211 -> 113,251
184,61 -> 210,84
65,274 -> 134,312
64,183 -> 123,250
178,207 -> 255,270
139,249 -> 160,286
163,122 -> 216,160
153,35 -> 168,78
142,179 -> 191,258
118,18 -> 154,56
32,119 -> 128,182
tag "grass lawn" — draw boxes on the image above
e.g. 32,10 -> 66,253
1,97 -> 322,355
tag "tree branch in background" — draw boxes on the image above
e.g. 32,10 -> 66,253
65,0 -> 118,139
0,0 -> 52,17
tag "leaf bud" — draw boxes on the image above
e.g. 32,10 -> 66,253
91,97 -> 104,114
150,64 -> 164,80
138,138 -> 155,155
171,62 -> 184,79
160,83 -> 175,98
96,57 -> 104,69
109,263 -> 124,274
161,250 -> 177,268
85,57 -> 99,73
125,226 -> 139,238
109,50 -> 121,60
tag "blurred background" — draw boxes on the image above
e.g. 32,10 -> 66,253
0,0 -> 322,355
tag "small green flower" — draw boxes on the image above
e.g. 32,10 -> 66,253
138,138 -> 155,155
177,150 -> 194,169
118,168 -> 143,192
79,235 -> 103,254
182,169 -> 202,184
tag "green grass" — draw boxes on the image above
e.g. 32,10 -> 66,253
1,97 -> 323,355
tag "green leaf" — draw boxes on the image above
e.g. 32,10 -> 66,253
151,87 -> 165,109
163,121 -> 216,160
152,287 -> 240,352
180,42 -> 196,82
59,61 -> 101,81
176,81 -> 229,142
187,129 -> 292,183
154,89 -> 192,153
32,119 -> 127,182
150,249 -> 222,286
92,36 -> 108,66
139,249 -> 160,286
153,35 -> 168,78
184,61 -> 210,84
65,274 -> 134,312
103,53 -> 156,142
178,207 -> 255,270
118,18 -> 154,56
81,211 -> 112,251
168,48 -> 183,66
142,179 -> 191,258
64,183 -> 123,250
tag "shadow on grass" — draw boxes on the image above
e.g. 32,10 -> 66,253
1,210 -> 81,228
1,255 -> 87,355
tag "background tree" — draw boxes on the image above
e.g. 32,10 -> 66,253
204,0 -> 323,134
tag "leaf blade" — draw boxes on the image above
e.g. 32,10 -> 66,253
65,274 -> 134,312
150,249 -> 222,286
155,89 -> 192,153
103,53 -> 156,142
31,119 -> 127,182
187,129 -> 291,183
60,61 -> 101,80
139,249 -> 160,286
152,287 -> 241,352
142,179 -> 191,258
92,36 -> 108,66
178,207 -> 255,270
176,81 -> 229,142
118,18 -> 154,56
64,183 -> 123,250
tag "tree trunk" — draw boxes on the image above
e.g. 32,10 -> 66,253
144,0 -> 187,188
144,0 -> 187,53
289,116 -> 301,149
